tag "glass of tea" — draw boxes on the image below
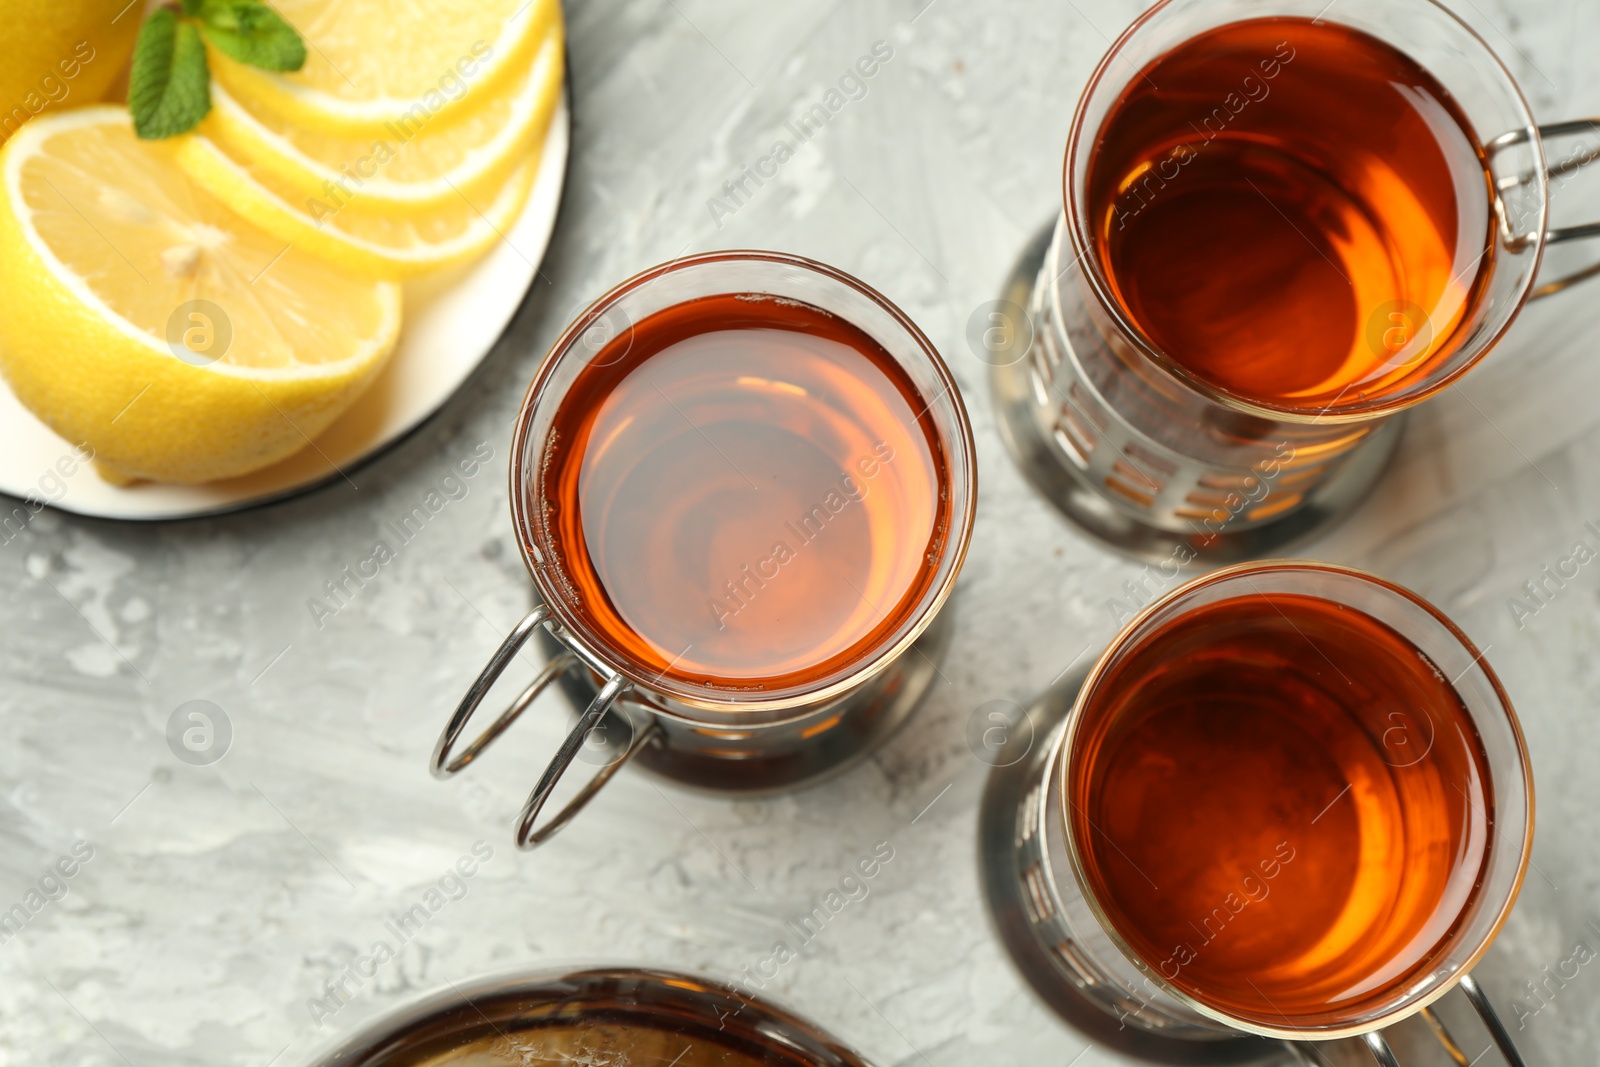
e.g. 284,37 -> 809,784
309,966 -> 875,1067
432,251 -> 976,849
990,0 -> 1600,563
990,561 -> 1533,1063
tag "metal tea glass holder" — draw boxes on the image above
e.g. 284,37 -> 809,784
430,251 -> 977,850
980,562 -> 1533,1067
989,0 -> 1600,565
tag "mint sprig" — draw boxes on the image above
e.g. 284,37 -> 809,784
129,9 -> 211,138
191,0 -> 307,71
129,0 -> 307,139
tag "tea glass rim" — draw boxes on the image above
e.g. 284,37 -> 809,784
507,249 -> 979,719
306,963 -> 874,1067
1054,559 -> 1536,1041
1060,0 -> 1548,427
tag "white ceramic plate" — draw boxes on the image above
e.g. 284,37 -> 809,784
0,96 -> 569,521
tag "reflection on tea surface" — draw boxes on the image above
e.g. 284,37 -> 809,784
541,293 -> 950,692
418,1023 -> 777,1066
1069,593 -> 1492,1027
1088,18 -> 1493,411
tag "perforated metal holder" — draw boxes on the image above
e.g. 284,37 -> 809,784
979,562 -> 1533,1067
988,0 -> 1600,564
989,224 -> 1405,566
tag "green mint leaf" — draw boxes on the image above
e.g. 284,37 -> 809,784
180,0 -> 204,15
129,9 -> 213,139
197,0 -> 307,72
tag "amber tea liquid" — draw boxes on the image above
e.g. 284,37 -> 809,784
1068,593 -> 1493,1026
438,1023 -> 808,1066
1086,18 -> 1493,410
538,293 -> 951,692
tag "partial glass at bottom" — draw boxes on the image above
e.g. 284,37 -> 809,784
1051,562 -> 1532,1042
310,967 -> 873,1067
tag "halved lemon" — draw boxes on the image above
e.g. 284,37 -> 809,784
175,127 -> 538,279
197,29 -> 563,216
0,0 -> 140,144
0,107 -> 402,485
209,0 -> 559,137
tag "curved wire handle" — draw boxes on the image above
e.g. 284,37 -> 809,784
1288,975 -> 1527,1067
431,605 -> 644,849
1489,118 -> 1600,299
514,674 -> 656,849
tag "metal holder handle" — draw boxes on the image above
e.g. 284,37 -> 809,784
1489,118 -> 1600,298
1287,975 -> 1527,1067
431,606 -> 649,850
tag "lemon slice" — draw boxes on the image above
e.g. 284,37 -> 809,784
210,0 -> 559,137
0,107 -> 402,484
198,29 -> 562,216
175,127 -> 537,279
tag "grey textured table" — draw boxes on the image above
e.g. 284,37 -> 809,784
4,1 -> 1600,1064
